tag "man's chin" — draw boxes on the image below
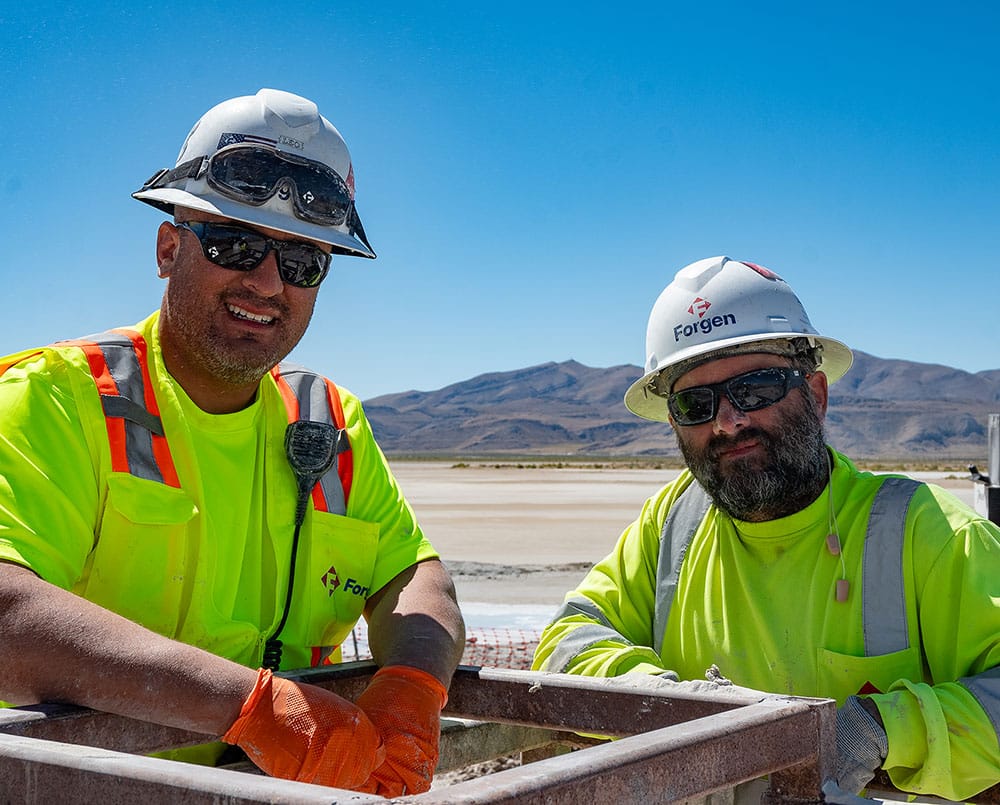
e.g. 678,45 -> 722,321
714,452 -> 768,477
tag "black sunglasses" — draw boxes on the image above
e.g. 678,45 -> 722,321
667,367 -> 807,426
176,221 -> 331,288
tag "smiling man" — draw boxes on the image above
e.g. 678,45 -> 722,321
0,89 -> 464,796
532,256 -> 1000,801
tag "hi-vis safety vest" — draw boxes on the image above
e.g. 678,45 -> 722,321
0,328 -> 380,666
544,477 -> 924,672
1,328 -> 353,514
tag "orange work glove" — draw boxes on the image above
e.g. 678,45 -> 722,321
222,668 -> 385,790
355,665 -> 449,797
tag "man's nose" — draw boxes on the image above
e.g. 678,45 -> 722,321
712,394 -> 749,435
242,250 -> 284,296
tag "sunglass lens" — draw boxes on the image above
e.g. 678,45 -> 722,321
276,245 -> 330,288
729,370 -> 788,411
199,226 -> 269,270
669,387 -> 716,425
186,222 -> 330,288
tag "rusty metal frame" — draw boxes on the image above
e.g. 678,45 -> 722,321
0,661 -> 840,804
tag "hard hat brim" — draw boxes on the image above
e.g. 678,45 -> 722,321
133,187 -> 376,259
623,332 -> 854,423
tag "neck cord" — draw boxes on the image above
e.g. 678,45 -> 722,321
823,448 -> 850,602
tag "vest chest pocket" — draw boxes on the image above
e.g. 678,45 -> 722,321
280,510 -> 379,666
817,645 -> 924,703
80,473 -> 199,637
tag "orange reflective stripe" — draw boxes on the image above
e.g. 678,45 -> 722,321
310,471 -> 332,512
271,367 -> 351,515
325,379 -> 353,505
271,366 -> 300,419
310,645 -> 338,667
61,339 -> 131,476
271,369 -> 330,511
61,333 -> 180,488
111,330 -> 180,488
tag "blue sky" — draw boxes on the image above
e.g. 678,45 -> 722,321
2,3 -> 998,400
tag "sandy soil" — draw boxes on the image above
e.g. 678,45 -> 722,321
389,462 -> 978,608
390,462 -> 680,607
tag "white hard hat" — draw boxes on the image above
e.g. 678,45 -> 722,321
624,256 -> 853,422
133,88 -> 375,258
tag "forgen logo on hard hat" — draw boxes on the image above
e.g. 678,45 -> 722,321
674,295 -> 737,342
672,261 -> 785,344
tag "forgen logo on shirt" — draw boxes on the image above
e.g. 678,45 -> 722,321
319,565 -> 369,598
321,566 -> 341,596
673,296 -> 737,342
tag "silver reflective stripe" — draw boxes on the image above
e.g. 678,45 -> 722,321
546,473 -> 923,674
542,595 -> 638,673
652,482 -> 712,654
277,363 -> 348,516
960,667 -> 1000,738
281,364 -> 330,421
550,595 -> 619,630
90,334 -> 165,484
863,477 -> 921,656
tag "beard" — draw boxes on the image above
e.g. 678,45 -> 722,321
677,390 -> 829,522
164,285 -> 312,388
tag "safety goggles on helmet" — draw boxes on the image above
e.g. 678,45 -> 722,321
667,367 -> 807,426
177,221 -> 331,288
143,146 -> 357,228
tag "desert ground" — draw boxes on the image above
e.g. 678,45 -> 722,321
389,461 -> 979,611
383,462 -> 980,798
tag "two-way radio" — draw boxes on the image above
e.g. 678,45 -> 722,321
262,421 -> 345,671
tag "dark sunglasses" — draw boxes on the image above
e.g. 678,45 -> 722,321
667,367 -> 807,426
177,221 -> 331,288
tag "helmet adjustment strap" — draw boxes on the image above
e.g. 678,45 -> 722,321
139,157 -> 206,192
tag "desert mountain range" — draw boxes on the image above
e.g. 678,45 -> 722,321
364,352 -> 1000,462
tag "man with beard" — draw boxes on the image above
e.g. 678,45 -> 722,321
0,89 -> 464,796
532,256 -> 1000,802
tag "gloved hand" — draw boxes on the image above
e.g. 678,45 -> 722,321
222,668 -> 385,790
355,665 -> 448,797
836,695 -> 888,795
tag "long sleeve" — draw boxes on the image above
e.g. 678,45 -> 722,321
533,481 -> 685,677
872,498 -> 1000,800
531,457 -> 1000,800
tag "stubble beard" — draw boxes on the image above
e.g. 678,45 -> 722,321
164,288 -> 311,388
190,322 -> 287,387
677,392 -> 829,522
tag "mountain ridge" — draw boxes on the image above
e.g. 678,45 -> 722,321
364,352 -> 1000,461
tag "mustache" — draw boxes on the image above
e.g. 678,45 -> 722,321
706,427 -> 772,460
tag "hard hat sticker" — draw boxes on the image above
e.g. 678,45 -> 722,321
217,131 -> 279,149
741,261 -> 783,281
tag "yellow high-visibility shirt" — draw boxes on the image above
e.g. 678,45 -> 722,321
534,451 -> 1000,800
0,311 -> 437,671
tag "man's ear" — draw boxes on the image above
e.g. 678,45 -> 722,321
808,370 -> 829,420
156,221 -> 181,277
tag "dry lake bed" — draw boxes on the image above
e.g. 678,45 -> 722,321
389,461 -> 978,612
